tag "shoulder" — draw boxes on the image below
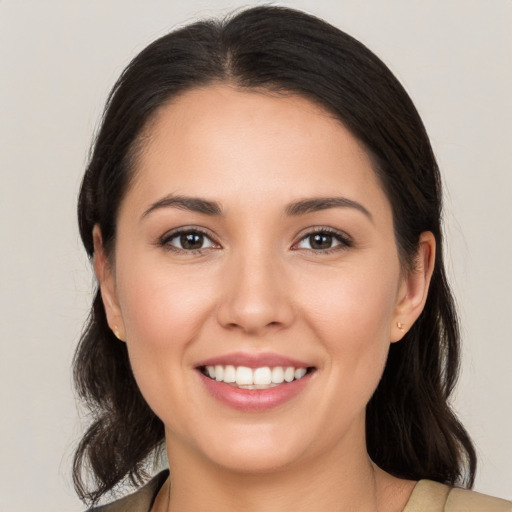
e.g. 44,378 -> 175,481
85,471 -> 169,512
404,479 -> 511,512
445,486 -> 512,512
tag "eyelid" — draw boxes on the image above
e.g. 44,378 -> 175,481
156,225 -> 352,254
291,226 -> 353,252
158,226 -> 221,253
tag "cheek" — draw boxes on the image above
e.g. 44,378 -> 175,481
114,260 -> 219,408
117,263 -> 214,346
296,260 -> 399,388
299,261 -> 399,341
114,262 -> 218,427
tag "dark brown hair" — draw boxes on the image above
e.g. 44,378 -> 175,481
73,5 -> 476,504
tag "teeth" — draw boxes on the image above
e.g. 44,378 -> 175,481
236,366 -> 253,386
223,365 -> 236,383
295,368 -> 307,379
253,367 -> 272,385
204,365 -> 309,387
284,367 -> 295,383
271,366 -> 284,384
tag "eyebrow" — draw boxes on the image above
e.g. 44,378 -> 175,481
285,197 -> 373,222
142,195 -> 223,218
142,194 -> 372,222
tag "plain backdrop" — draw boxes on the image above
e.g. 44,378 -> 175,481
0,1 -> 511,510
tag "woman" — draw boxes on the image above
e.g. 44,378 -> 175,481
73,6 -> 511,511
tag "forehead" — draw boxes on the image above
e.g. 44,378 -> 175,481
125,84 -> 388,216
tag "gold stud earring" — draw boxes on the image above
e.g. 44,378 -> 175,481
112,325 -> 124,341
397,322 -> 405,333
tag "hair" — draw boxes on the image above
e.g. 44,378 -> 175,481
73,5 -> 476,505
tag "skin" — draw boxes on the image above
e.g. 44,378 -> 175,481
94,85 -> 435,512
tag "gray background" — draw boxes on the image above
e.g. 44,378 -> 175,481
1,1 -> 510,510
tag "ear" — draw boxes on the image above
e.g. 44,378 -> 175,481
391,231 -> 436,342
93,225 -> 126,341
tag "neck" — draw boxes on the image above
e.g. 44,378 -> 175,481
156,426 -> 413,512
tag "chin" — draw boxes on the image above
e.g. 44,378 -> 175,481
179,421 -> 312,475
207,441 -> 304,475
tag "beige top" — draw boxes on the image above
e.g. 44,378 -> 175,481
88,472 -> 512,512
403,479 -> 511,511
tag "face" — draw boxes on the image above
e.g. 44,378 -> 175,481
96,85 -> 433,475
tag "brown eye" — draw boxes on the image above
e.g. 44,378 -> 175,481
163,230 -> 217,252
309,233 -> 334,250
295,229 -> 352,252
180,232 -> 204,250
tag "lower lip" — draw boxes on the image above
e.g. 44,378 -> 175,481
198,370 -> 313,412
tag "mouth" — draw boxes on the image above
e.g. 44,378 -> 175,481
199,364 -> 315,390
195,352 -> 317,411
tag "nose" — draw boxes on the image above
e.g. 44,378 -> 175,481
216,249 -> 295,336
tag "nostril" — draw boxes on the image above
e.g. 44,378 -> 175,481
215,282 -> 295,335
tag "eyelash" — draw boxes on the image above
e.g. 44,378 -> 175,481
158,226 -> 353,255
292,227 -> 353,254
159,227 -> 218,255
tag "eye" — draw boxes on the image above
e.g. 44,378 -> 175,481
294,229 -> 352,252
161,229 -> 218,252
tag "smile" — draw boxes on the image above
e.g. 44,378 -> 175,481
201,365 -> 310,389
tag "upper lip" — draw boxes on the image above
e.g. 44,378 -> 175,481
195,351 -> 313,369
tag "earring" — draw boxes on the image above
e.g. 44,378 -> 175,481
397,322 -> 405,333
112,325 -> 124,341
